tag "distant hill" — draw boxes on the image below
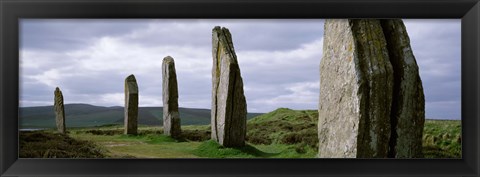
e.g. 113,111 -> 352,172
19,103 -> 263,128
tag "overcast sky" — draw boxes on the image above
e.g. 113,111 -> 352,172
19,19 -> 461,119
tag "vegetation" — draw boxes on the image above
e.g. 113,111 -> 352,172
70,126 -> 201,158
247,108 -> 318,150
192,140 -> 276,158
20,131 -> 107,158
19,108 -> 461,158
422,120 -> 461,158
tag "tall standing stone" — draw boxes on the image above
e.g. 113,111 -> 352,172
319,19 -> 393,158
162,56 -> 181,138
54,87 -> 66,134
318,19 -> 424,158
124,74 -> 138,135
381,19 -> 425,158
211,26 -> 247,147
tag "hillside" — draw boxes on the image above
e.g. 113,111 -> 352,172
19,104 -> 263,128
246,108 -> 319,153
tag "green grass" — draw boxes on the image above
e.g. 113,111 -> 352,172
247,108 -> 318,149
68,126 -> 316,158
422,119 -> 461,158
192,140 -> 317,158
20,108 -> 461,159
70,127 -> 201,158
192,140 -> 275,158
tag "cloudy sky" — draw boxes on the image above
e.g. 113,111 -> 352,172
19,19 -> 461,119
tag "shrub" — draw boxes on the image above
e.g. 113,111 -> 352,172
20,131 -> 107,158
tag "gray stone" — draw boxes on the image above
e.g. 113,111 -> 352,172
124,74 -> 138,135
318,19 -> 424,158
381,19 -> 425,158
211,26 -> 247,147
54,87 -> 66,134
319,19 -> 393,158
162,56 -> 181,138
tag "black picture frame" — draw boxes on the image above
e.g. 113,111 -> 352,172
1,0 -> 479,176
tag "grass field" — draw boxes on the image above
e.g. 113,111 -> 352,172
19,108 -> 461,158
422,119 -> 462,158
66,124 -> 317,158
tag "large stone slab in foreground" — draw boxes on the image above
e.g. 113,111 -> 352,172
319,19 -> 393,158
211,26 -> 247,147
318,19 -> 424,158
124,74 -> 138,135
162,56 -> 181,138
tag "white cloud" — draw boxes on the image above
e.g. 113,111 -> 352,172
99,93 -> 124,106
19,100 -> 52,106
246,80 -> 320,113
261,81 -> 319,105
19,19 -> 461,119
26,69 -> 62,88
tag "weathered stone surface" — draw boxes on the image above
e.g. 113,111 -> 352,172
162,56 -> 181,138
54,87 -> 66,134
318,19 -> 424,158
381,19 -> 425,158
124,74 -> 138,135
211,26 -> 247,147
319,19 -> 394,158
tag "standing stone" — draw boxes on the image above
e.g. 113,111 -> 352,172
381,19 -> 425,158
211,26 -> 247,147
162,56 -> 181,138
319,19 -> 393,158
318,19 -> 425,158
54,87 -> 66,134
124,74 -> 138,135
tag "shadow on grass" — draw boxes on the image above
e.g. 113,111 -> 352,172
192,140 -> 279,158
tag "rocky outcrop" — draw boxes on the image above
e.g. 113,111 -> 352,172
211,26 -> 247,147
162,56 -> 181,138
54,87 -> 66,134
318,19 -> 424,158
124,74 -> 138,135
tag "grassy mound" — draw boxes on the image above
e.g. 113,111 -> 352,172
20,131 -> 107,158
247,108 -> 318,149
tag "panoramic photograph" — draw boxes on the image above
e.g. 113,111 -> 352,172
19,19 -> 461,158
